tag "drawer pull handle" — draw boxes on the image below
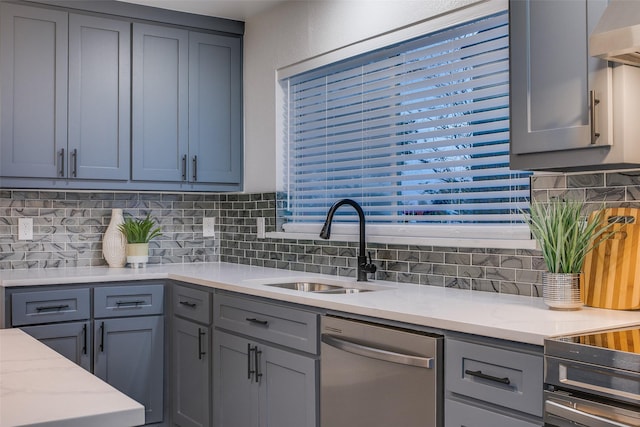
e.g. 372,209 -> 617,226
115,300 -> 145,307
246,317 -> 269,326
179,300 -> 197,308
35,304 -> 69,312
465,369 -> 511,385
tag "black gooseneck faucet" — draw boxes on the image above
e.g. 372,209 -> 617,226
319,199 -> 377,281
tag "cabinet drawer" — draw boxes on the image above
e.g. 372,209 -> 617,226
445,398 -> 541,427
94,284 -> 164,318
172,284 -> 211,324
214,293 -> 318,354
11,288 -> 90,326
445,338 -> 543,417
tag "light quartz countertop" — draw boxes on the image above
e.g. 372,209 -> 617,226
2,262 -> 639,346
0,328 -> 144,427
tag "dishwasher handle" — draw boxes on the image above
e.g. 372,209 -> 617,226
322,333 -> 433,369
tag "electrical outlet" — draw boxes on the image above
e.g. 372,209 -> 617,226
203,217 -> 216,238
256,217 -> 266,239
18,217 -> 33,241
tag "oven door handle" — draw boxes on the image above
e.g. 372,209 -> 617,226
321,334 -> 433,369
545,399 -> 634,427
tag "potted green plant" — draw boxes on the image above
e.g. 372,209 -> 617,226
118,214 -> 162,268
523,198 -> 616,310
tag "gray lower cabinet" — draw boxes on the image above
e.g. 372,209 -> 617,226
213,292 -> 319,427
171,283 -> 213,427
20,321 -> 91,372
213,330 -> 318,427
94,316 -> 164,425
444,335 -> 543,427
5,283 -> 165,426
509,0 -> 640,171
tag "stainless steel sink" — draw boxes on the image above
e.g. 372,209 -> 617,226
265,282 -> 343,292
264,282 -> 374,294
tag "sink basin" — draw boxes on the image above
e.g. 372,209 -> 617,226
264,281 -> 375,294
265,282 -> 343,292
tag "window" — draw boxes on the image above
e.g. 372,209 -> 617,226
279,9 -> 532,244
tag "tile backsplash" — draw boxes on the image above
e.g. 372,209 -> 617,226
3,168 -> 640,297
0,190 -> 219,269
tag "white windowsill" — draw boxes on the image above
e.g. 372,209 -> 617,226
265,231 -> 538,250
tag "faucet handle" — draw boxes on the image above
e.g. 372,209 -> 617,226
364,251 -> 377,274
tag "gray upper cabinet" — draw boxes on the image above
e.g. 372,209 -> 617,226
189,32 -> 242,184
510,0 -> 640,171
132,23 -> 189,183
1,2 -> 242,191
0,3 -> 68,179
0,5 -> 131,181
68,14 -> 131,180
132,23 -> 242,186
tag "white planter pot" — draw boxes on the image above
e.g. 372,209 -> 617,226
543,272 -> 583,310
126,243 -> 149,268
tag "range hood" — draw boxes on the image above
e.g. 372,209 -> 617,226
590,0 -> 640,66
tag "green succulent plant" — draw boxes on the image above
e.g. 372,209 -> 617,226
523,199 -> 617,274
117,214 -> 162,244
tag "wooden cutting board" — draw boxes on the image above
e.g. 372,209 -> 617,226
583,207 -> 640,310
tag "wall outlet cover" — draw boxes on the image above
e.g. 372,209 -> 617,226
203,217 -> 216,238
18,217 -> 33,241
257,217 -> 266,239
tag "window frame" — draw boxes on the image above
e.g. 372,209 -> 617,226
273,0 -> 536,250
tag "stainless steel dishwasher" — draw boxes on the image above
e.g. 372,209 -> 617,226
320,315 -> 443,427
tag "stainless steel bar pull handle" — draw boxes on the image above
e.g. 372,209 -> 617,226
545,400 -> 632,427
590,90 -> 601,145
322,334 -> 434,369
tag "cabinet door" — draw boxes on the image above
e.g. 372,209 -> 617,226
132,23 -> 188,182
20,321 -> 91,372
0,3 -> 68,179
259,344 -> 318,427
94,316 -> 164,425
509,0 -> 611,169
188,32 -> 242,184
68,14 -> 130,180
172,317 -> 210,427
213,330 -> 260,427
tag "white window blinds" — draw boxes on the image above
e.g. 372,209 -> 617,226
282,11 -> 530,231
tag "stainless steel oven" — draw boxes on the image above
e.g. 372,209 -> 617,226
544,327 -> 640,427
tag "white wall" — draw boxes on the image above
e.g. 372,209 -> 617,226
242,0 -> 486,193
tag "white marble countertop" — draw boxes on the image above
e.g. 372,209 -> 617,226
0,328 -> 144,427
2,262 -> 640,346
